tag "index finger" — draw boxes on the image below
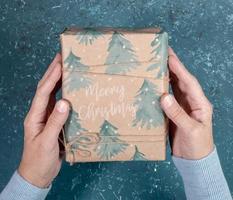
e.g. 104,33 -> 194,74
25,58 -> 62,133
168,47 -> 208,103
38,53 -> 61,87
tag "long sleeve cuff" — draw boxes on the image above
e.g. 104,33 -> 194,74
172,146 -> 232,200
0,170 -> 51,200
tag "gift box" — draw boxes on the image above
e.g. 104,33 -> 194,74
60,27 -> 169,164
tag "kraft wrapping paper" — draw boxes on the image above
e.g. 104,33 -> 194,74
60,27 -> 169,164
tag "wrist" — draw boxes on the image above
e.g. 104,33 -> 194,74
172,142 -> 214,160
18,163 -> 52,189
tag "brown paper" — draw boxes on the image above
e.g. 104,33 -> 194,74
60,27 -> 169,163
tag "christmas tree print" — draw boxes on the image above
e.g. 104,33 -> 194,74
95,120 -> 128,160
131,145 -> 148,161
147,33 -> 168,78
105,31 -> 139,74
65,109 -> 87,142
64,50 -> 89,70
132,79 -> 164,129
63,50 -> 92,93
76,28 -> 103,45
65,109 -> 99,155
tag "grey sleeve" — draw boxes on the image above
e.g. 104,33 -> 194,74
0,170 -> 51,200
172,146 -> 232,200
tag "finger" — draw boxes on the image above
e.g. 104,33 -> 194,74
38,53 -> 61,87
28,63 -> 62,125
42,99 -> 70,144
160,94 -> 199,131
168,47 -> 195,85
46,78 -> 63,119
168,47 -> 208,103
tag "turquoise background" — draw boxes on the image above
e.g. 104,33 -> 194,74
0,1 -> 233,199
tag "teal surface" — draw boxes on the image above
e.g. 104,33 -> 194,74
0,1 -> 233,199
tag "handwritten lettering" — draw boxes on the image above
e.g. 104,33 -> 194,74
78,102 -> 136,121
85,82 -> 125,102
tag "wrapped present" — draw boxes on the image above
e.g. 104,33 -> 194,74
60,27 -> 169,164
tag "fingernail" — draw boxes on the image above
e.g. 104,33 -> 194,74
56,100 -> 68,113
163,94 -> 173,107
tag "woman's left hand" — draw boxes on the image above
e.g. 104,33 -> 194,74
18,53 -> 70,188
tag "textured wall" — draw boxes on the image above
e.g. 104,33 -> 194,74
0,0 -> 233,199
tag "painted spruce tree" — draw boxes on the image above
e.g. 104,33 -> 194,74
105,31 -> 139,74
132,79 -> 164,129
95,120 -> 128,160
63,50 -> 92,93
131,145 -> 148,160
65,109 -> 86,142
147,33 -> 168,78
76,28 -> 103,45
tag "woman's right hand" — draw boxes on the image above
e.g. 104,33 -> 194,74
160,47 -> 214,160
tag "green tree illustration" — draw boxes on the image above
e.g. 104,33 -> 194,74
76,28 -> 103,45
131,145 -> 148,161
147,33 -> 168,78
65,109 -> 87,142
105,31 -> 139,74
63,50 -> 92,93
132,79 -> 164,129
95,120 -> 128,160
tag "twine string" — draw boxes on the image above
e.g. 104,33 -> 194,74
61,128 -> 101,163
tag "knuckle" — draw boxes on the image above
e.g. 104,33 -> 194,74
48,79 -> 57,88
203,98 -> 213,114
207,101 -> 213,113
23,133 -> 32,144
23,117 -> 31,129
171,106 -> 184,121
48,115 -> 62,128
36,80 -> 42,89
206,101 -> 213,120
36,86 -> 46,97
23,133 -> 29,141
36,79 -> 56,97
190,75 -> 199,84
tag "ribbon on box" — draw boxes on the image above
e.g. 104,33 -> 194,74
60,128 -> 101,165
60,126 -> 168,164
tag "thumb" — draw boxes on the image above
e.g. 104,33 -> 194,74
42,99 -> 70,142
160,94 -> 196,131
